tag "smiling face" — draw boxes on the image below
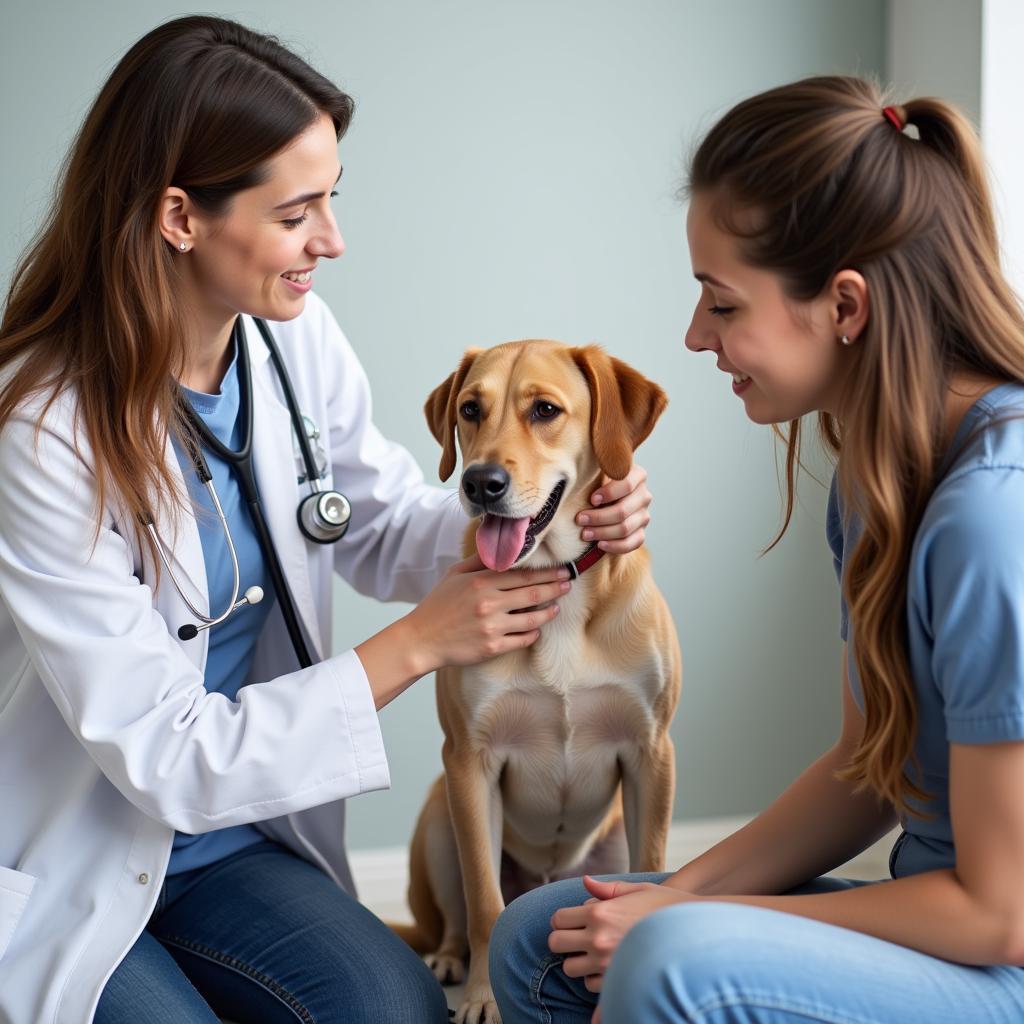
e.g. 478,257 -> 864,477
423,341 -> 602,571
453,342 -> 595,570
684,191 -> 860,423
165,112 -> 345,332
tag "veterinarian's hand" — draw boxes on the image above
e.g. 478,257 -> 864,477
407,554 -> 572,672
548,875 -> 693,994
577,463 -> 652,554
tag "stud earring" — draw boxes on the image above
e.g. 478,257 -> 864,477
840,334 -> 852,346
179,242 -> 188,252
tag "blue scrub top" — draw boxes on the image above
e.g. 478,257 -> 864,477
828,382 -> 1024,877
167,340 -> 277,875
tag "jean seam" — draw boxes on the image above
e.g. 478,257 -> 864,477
157,932 -> 315,1024
691,991 -> 880,1024
529,953 -> 564,1024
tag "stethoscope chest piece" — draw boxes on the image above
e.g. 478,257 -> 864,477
298,488 -> 351,544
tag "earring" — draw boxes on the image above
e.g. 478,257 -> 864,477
178,242 -> 189,252
840,334 -> 852,346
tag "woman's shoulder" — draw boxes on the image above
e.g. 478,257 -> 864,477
0,372 -> 82,445
946,381 -> 1024,479
0,379 -> 96,501
919,391 -> 1024,569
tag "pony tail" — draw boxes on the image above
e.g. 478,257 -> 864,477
905,97 -> 1000,259
904,95 -> 1024,379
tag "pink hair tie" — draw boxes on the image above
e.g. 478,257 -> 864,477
882,105 -> 905,131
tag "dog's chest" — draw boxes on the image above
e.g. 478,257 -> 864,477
459,586 -> 659,786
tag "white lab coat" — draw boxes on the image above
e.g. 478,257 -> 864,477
0,293 -> 466,1024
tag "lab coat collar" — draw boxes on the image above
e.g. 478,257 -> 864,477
242,311 -> 273,370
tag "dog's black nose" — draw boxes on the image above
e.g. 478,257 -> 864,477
462,464 -> 510,505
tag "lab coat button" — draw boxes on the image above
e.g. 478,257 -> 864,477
137,873 -> 150,885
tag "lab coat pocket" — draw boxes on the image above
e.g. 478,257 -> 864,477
0,865 -> 36,960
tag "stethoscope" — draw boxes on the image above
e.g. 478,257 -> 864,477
142,316 -> 351,669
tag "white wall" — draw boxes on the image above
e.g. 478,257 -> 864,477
981,0 -> 1024,294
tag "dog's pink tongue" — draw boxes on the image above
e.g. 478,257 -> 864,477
476,515 -> 530,571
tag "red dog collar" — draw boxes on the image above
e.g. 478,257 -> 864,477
566,544 -> 605,579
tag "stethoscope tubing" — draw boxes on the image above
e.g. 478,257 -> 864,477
145,475 -> 241,628
254,317 -> 321,488
180,319 -> 316,668
144,316 -> 348,670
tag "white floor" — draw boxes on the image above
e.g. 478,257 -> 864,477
351,816 -> 898,1014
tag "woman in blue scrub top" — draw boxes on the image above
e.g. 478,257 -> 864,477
0,16 -> 653,1024
490,77 -> 1024,1023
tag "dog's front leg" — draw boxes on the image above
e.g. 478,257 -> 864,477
444,742 -> 505,1024
621,729 -> 675,872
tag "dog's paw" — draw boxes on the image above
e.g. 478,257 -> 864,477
424,950 -> 466,985
454,985 -> 501,1024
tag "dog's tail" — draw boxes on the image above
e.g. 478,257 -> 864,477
387,919 -> 436,954
391,774 -> 449,954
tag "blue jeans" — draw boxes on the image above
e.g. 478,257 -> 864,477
489,873 -> 1024,1023
95,839 -> 449,1023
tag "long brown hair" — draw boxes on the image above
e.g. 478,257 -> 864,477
0,15 -> 353,560
686,76 -> 1024,813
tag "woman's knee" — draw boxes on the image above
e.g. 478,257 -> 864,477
332,923 -> 449,1023
380,953 -> 450,1024
492,878 -> 587,959
600,902 -> 773,1021
490,877 -> 590,1002
332,951 -> 447,1023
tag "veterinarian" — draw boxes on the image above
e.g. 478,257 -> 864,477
0,17 -> 654,1024
490,75 -> 1024,1024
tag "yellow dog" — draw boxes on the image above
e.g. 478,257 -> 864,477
397,341 -> 682,1024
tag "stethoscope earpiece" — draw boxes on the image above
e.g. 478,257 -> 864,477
174,585 -> 265,641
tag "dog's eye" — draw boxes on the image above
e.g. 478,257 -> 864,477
533,401 -> 561,421
459,400 -> 480,421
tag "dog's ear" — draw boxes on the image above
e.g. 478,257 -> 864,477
424,349 -> 481,481
570,345 -> 668,480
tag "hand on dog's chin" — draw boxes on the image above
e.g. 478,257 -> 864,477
476,513 -> 530,571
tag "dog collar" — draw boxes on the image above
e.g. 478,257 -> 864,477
566,544 -> 605,580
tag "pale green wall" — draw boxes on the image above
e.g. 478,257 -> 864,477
1,1 -> 885,849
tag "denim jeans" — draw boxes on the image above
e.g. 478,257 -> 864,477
489,873 -> 1024,1023
95,839 -> 449,1024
